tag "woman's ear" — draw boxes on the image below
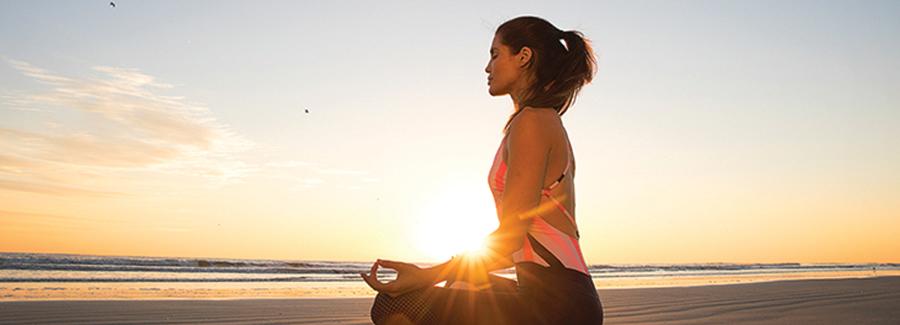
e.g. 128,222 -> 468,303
516,46 -> 533,68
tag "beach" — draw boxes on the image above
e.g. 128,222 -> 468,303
4,1 -> 900,324
2,276 -> 898,324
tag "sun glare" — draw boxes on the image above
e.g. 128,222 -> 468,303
413,181 -> 498,262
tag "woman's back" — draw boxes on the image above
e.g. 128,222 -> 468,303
490,107 -> 578,238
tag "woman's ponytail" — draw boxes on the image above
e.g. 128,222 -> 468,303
555,30 -> 596,114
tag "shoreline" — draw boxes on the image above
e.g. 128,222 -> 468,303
2,270 -> 897,301
2,276 -> 899,325
595,269 -> 900,290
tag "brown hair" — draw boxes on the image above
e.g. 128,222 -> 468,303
497,16 -> 597,133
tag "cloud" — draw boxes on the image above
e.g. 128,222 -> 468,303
315,168 -> 368,176
7,60 -> 228,150
0,209 -> 192,232
263,160 -> 318,168
0,128 -> 181,167
0,92 -> 46,112
6,60 -> 74,84
0,178 -> 122,198
1,59 -> 380,197
0,209 -> 118,225
0,59 -> 253,196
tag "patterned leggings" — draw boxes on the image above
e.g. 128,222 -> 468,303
370,274 -> 529,325
370,268 -> 603,325
371,236 -> 603,324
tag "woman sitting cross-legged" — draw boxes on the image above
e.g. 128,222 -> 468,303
361,15 -> 604,325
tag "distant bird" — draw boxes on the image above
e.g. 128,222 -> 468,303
304,108 -> 309,114
109,2 -> 116,8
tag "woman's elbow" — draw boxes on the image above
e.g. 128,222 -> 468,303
487,224 -> 529,257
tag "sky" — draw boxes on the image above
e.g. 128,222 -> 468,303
1,0 -> 898,264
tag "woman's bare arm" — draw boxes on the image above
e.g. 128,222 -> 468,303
424,109 -> 552,284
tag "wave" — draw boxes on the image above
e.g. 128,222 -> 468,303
2,252 -> 897,283
0,252 -> 383,275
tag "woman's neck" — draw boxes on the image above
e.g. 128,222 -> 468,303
510,93 -> 524,112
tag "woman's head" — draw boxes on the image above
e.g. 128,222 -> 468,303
485,16 -> 596,128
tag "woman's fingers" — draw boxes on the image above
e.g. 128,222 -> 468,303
362,259 -> 426,298
360,261 -> 386,291
360,261 -> 404,294
362,275 -> 386,292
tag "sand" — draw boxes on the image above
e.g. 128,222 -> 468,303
1,276 -> 898,324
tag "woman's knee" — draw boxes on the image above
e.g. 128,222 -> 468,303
370,292 -> 392,324
371,292 -> 417,324
371,290 -> 435,325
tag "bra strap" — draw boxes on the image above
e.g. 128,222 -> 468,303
544,143 -> 572,191
540,143 -> 579,238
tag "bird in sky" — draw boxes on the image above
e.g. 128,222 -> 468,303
305,108 -> 310,114
109,2 -> 116,8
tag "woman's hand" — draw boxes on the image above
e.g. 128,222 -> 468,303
360,259 -> 437,298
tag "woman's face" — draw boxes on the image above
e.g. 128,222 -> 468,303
485,34 -> 530,97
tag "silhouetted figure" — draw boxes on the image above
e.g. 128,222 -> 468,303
364,15 -> 603,325
109,2 -> 116,8
305,108 -> 309,114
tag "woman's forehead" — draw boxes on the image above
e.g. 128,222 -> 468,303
490,37 -> 505,53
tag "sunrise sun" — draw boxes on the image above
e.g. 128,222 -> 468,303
413,180 -> 498,262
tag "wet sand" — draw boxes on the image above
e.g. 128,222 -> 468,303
1,276 -> 898,324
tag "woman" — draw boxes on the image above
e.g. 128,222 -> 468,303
361,16 -> 602,324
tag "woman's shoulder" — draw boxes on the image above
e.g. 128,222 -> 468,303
510,107 -> 562,131
506,107 -> 563,148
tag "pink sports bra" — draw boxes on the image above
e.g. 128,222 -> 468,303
488,132 -> 590,276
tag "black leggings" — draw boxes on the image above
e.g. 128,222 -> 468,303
370,236 -> 604,324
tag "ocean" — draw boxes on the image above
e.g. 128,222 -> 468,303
2,252 -> 897,300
